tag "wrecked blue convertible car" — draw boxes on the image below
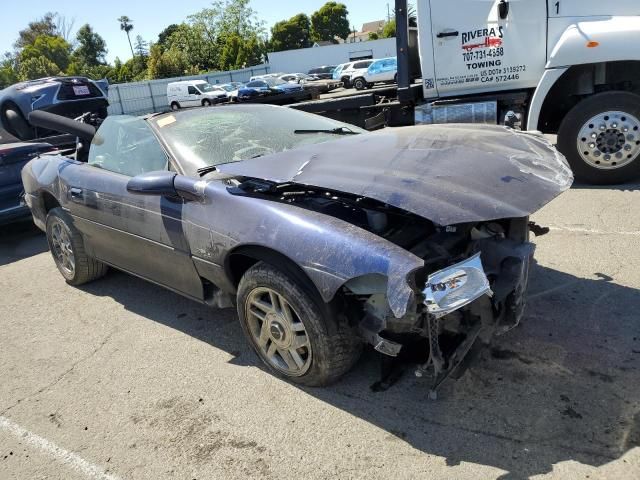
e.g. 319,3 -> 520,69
21,105 -> 572,391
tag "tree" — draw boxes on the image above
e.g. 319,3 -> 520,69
74,24 -> 107,66
134,35 -> 149,57
368,32 -> 379,40
310,2 -> 350,43
118,16 -> 135,58
20,35 -> 71,73
382,19 -> 396,38
147,43 -> 188,79
157,24 -> 180,50
270,13 -> 311,52
19,56 -> 61,80
0,54 -> 19,89
15,13 -> 58,49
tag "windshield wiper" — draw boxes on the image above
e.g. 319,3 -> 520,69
197,165 -> 218,177
294,127 -> 359,135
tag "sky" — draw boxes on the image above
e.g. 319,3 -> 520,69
0,0 -> 395,63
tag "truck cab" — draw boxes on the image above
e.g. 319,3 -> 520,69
410,0 -> 640,184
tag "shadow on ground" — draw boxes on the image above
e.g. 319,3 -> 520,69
0,220 -> 46,266
76,260 -> 640,479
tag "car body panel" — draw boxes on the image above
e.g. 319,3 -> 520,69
216,124 -> 573,226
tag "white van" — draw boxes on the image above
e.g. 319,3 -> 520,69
166,80 -> 228,110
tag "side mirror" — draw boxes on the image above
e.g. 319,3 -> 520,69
127,171 -> 178,197
127,171 -> 205,202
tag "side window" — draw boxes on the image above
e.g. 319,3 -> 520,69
89,116 -> 168,177
188,85 -> 198,95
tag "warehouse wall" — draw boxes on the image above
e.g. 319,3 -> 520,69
107,64 -> 270,116
267,38 -> 397,75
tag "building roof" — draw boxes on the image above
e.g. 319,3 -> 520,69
361,20 -> 386,33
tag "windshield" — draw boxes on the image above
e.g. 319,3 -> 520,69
150,105 -> 367,175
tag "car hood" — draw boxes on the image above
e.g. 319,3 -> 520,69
216,124 -> 573,226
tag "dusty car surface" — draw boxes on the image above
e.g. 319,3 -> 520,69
21,105 -> 572,391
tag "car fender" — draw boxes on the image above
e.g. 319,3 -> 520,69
547,17 -> 640,69
182,181 -> 424,318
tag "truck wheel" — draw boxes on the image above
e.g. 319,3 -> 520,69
170,102 -> 180,111
237,262 -> 361,387
45,208 -> 108,286
353,77 -> 366,90
557,91 -> 640,184
202,99 -> 211,107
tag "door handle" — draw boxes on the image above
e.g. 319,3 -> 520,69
69,187 -> 83,200
437,31 -> 459,38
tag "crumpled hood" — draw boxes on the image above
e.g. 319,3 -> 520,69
217,124 -> 573,225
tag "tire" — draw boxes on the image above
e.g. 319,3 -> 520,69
170,102 -> 180,111
557,91 -> 640,184
237,262 -> 361,387
202,99 -> 211,107
4,107 -> 34,140
393,73 -> 398,84
45,208 -> 108,286
341,77 -> 352,89
353,77 -> 366,91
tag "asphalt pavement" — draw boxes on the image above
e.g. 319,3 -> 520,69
0,182 -> 639,480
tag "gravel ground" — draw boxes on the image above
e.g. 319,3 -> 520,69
1,182 -> 639,480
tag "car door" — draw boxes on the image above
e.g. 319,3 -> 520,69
186,85 -> 201,107
63,115 -> 204,300
429,0 -> 547,96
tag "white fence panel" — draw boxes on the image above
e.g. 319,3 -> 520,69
107,64 -> 271,116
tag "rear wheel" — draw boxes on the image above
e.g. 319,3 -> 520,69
170,102 -> 180,111
237,262 -> 361,386
353,77 -> 366,91
557,91 -> 640,184
45,208 -> 108,286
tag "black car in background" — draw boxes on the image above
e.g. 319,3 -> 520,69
307,65 -> 338,80
0,76 -> 109,141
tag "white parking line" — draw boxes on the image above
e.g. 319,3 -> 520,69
548,225 -> 640,236
0,416 -> 121,480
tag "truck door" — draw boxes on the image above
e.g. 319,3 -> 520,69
429,0 -> 547,96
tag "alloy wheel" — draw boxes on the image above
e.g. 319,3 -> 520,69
245,287 -> 312,376
50,219 -> 75,276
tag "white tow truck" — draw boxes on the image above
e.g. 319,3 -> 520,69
297,0 -> 640,184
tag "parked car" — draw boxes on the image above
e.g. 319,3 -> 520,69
353,57 -> 398,90
279,74 -> 342,94
307,65 -> 338,80
332,63 -> 352,81
167,80 -> 228,110
0,141 -> 54,224
217,83 -> 242,102
23,105 -> 571,391
237,78 -> 305,102
340,60 -> 374,89
0,76 -> 109,141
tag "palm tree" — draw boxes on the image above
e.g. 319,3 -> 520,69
118,16 -> 135,59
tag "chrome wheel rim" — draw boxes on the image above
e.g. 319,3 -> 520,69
577,111 -> 640,170
50,219 -> 75,276
245,287 -> 312,376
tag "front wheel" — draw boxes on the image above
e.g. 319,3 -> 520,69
237,262 -> 361,387
557,91 -> 640,184
202,99 -> 211,107
46,208 -> 108,286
